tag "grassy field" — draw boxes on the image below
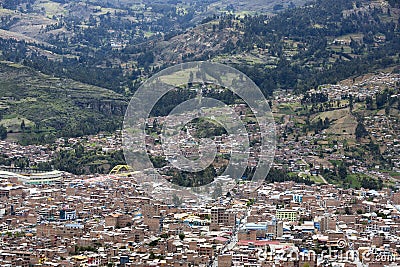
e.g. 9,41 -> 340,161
298,173 -> 326,184
35,0 -> 65,17
0,117 -> 35,133
311,107 -> 357,136
344,174 -> 363,188
311,108 -> 349,122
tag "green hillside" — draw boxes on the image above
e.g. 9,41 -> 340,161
0,61 -> 126,143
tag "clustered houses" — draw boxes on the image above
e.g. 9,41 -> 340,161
145,104 -> 264,176
2,175 -> 400,266
54,131 -> 123,154
0,173 -> 245,267
364,113 -> 400,170
0,141 -> 53,165
273,72 -> 400,182
2,72 -> 396,184
314,72 -> 399,102
0,131 -> 123,169
0,71 -> 398,266
219,181 -> 400,267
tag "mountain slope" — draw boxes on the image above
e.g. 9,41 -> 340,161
0,61 -> 126,143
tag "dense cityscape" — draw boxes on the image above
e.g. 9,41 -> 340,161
0,0 -> 399,266
0,71 -> 399,266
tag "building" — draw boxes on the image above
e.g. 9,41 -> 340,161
218,254 -> 232,267
0,185 -> 24,198
319,215 -> 337,233
59,209 -> 77,221
276,209 -> 298,222
211,207 -> 236,226
0,170 -> 63,185
105,213 -> 132,228
293,194 -> 303,203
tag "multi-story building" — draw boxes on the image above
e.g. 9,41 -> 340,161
276,209 -> 298,222
211,206 -> 236,226
0,170 -> 63,185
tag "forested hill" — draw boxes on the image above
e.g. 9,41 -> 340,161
0,0 -> 306,95
0,61 -> 126,144
202,0 -> 399,96
0,0 -> 397,97
0,0 -> 398,143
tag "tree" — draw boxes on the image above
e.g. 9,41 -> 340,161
338,163 -> 347,180
20,120 -> 25,132
179,233 -> 185,241
385,106 -> 390,116
246,198 -> 256,207
349,94 -> 353,112
188,71 -> 194,84
37,162 -> 52,171
160,233 -> 169,239
0,125 -> 7,140
149,239 -> 159,246
74,144 -> 84,158
365,96 -> 373,110
376,91 -> 388,109
344,206 -> 352,215
323,117 -> 330,127
355,122 -> 368,139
